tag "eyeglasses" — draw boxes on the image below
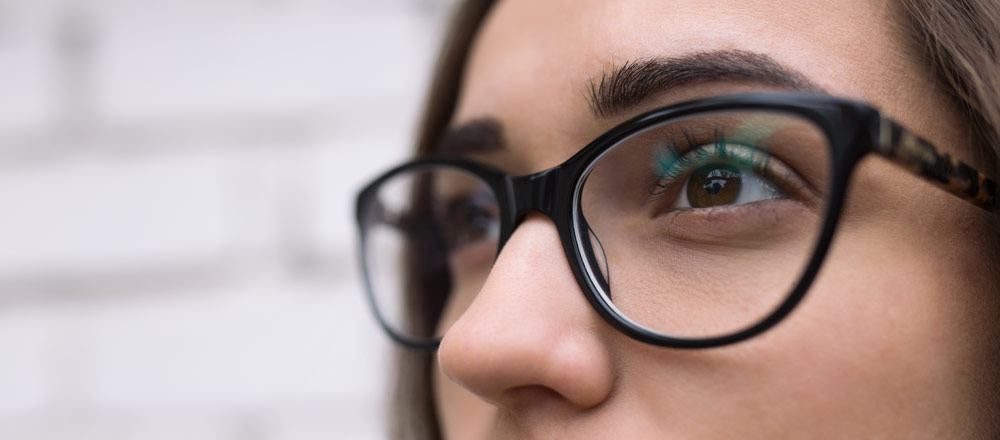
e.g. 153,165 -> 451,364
355,92 -> 997,350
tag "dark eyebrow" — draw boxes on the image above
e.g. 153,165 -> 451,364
588,50 -> 824,118
436,117 -> 506,154
436,50 -> 822,154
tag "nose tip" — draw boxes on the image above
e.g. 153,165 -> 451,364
436,215 -> 615,410
438,328 -> 614,409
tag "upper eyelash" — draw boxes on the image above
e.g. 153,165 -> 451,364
652,139 -> 771,193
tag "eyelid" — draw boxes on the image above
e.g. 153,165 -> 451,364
651,142 -> 821,210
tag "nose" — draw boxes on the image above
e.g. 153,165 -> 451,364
436,214 -> 615,409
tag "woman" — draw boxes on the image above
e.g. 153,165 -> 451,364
356,0 -> 1000,438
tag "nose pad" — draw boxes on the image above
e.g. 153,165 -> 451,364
590,228 -> 611,285
579,218 -> 612,297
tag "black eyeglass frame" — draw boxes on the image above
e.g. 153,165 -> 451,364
355,92 -> 998,351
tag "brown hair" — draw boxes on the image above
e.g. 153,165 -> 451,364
390,1 -> 1000,438
391,6 -> 494,439
897,0 -> 1000,179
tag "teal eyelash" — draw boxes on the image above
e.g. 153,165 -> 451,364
650,119 -> 783,195
653,144 -> 683,183
650,134 -> 773,196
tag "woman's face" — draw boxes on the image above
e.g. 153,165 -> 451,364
432,0 -> 1000,438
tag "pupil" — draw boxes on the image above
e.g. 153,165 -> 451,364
705,179 -> 725,195
687,165 -> 742,208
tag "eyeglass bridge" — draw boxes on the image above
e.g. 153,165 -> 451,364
507,167 -> 564,219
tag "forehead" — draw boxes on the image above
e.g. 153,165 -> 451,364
452,0 -> 931,170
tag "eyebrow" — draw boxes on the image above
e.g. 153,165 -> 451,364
436,118 -> 506,154
588,50 -> 823,118
436,50 -> 824,154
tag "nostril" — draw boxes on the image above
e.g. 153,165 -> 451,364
502,385 -> 565,411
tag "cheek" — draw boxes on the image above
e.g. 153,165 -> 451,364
749,194 -> 1000,432
818,159 -> 1000,402
613,205 -> 997,436
762,224 -> 990,430
792,237 -> 961,391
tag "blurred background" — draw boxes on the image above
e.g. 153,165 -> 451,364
0,0 -> 453,438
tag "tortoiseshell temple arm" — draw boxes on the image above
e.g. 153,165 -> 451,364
875,116 -> 998,212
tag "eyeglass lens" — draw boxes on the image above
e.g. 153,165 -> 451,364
578,110 -> 831,338
362,166 -> 500,342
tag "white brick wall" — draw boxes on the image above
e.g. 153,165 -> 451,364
0,1 -> 452,438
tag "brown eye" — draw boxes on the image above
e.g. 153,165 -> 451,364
439,190 -> 500,251
659,142 -> 795,211
687,165 -> 743,208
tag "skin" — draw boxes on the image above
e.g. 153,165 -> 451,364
431,0 -> 1000,438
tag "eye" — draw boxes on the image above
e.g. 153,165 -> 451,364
438,189 -> 500,251
674,162 -> 783,209
651,141 -> 814,212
